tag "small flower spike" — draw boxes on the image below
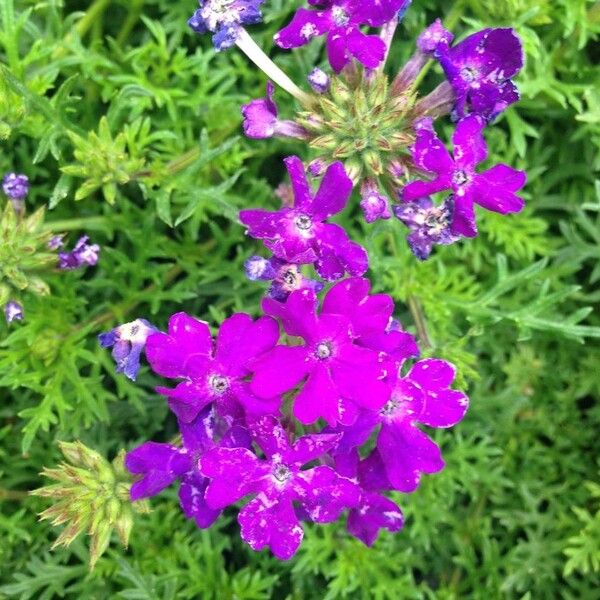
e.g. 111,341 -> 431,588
240,156 -> 368,281
402,116 -> 526,237
2,172 -> 29,215
188,0 -> 265,51
98,319 -> 158,381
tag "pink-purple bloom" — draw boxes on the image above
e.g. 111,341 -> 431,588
98,318 -> 158,381
394,197 -> 458,259
188,0 -> 265,51
435,28 -> 524,121
199,415 -> 360,559
126,406 -> 251,528
244,255 -> 324,301
241,82 -> 308,140
240,156 -> 368,281
402,116 -> 526,237
250,278 -> 418,426
274,0 -> 411,72
58,236 -> 100,270
145,312 -> 281,422
308,67 -> 330,94
2,173 -> 29,200
359,183 -> 392,224
4,301 -> 24,324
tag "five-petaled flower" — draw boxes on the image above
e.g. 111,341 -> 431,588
402,116 -> 526,237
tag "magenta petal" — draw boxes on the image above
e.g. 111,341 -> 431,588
315,223 -> 368,280
410,124 -> 454,176
451,194 -> 478,237
179,472 -> 221,529
293,363 -> 340,425
240,209 -> 285,238
309,161 -> 353,221
420,388 -> 469,429
452,115 -> 488,168
246,414 -> 291,459
347,492 -> 404,547
378,422 -> 444,492
408,359 -> 456,390
474,164 -> 526,212
402,177 -> 451,202
274,7 -> 331,49
284,155 -> 312,209
262,287 -> 318,339
250,345 -> 309,398
322,277 -> 370,317
215,313 -> 279,375
157,381 -> 212,423
200,447 -> 266,509
289,432 -> 341,464
326,29 -> 350,73
238,496 -> 304,560
345,28 -> 387,69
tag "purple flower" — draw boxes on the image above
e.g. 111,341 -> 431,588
244,256 -> 324,301
274,1 -> 411,72
335,359 -> 469,492
394,197 -> 458,260
435,28 -> 524,121
2,173 -> 29,200
199,415 -> 359,559
308,67 -> 330,94
240,156 -> 368,281
58,236 -> 100,270
359,184 -> 392,224
4,301 -> 24,324
334,450 -> 404,546
126,405 -> 251,528
402,116 -> 526,237
250,278 -> 416,426
48,235 -> 65,250
416,19 -> 454,55
98,318 -> 158,381
188,0 -> 265,51
241,82 -> 309,140
146,312 -> 280,422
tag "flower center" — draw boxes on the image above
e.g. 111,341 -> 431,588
452,170 -> 470,186
460,66 -> 479,84
201,0 -> 239,28
380,399 -> 400,417
272,463 -> 292,483
331,6 -> 350,27
294,214 -> 313,231
424,205 -> 452,233
315,341 -> 332,360
281,267 -> 298,288
209,375 -> 229,394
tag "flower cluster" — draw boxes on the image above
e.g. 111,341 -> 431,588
108,279 -> 467,559
230,9 -> 526,259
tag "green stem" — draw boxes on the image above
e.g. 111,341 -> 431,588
42,217 -> 109,232
407,295 -> 432,349
116,0 -> 145,46
0,487 -> 29,501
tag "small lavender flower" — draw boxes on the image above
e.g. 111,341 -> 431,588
359,183 -> 392,224
4,301 -> 23,323
240,156 -> 368,281
402,116 -> 526,237
308,68 -> 330,94
245,256 -> 324,301
2,173 -> 29,200
275,1 -> 411,72
241,82 -> 309,140
434,28 -> 524,121
188,0 -> 265,51
394,197 -> 458,260
98,319 -> 158,381
58,236 -> 100,270
48,234 -> 66,250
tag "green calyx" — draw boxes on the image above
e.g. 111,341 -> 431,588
0,202 -> 56,305
296,69 -> 417,183
31,440 -> 150,570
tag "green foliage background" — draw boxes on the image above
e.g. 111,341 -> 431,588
1,0 -> 600,597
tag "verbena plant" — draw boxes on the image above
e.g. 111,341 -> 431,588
1,0 -> 599,598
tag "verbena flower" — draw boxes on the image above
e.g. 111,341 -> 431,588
48,234 -> 65,250
251,278 -> 418,426
274,0 -> 411,72
126,406 -> 251,528
402,116 -> 526,237
2,172 -> 29,200
98,318 -> 158,381
434,28 -> 524,121
240,156 -> 367,281
244,255 -> 324,301
394,197 -> 458,259
241,82 -> 309,140
359,182 -> 392,223
58,236 -> 100,270
199,415 -> 359,559
4,300 -> 24,323
334,359 -> 469,492
145,312 -> 281,422
188,0 -> 265,51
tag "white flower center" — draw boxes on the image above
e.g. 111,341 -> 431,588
294,214 -> 313,231
209,375 -> 229,394
331,6 -> 350,27
315,342 -> 332,360
272,463 -> 292,483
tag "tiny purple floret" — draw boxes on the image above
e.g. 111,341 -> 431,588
4,301 -> 24,324
58,236 -> 100,270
